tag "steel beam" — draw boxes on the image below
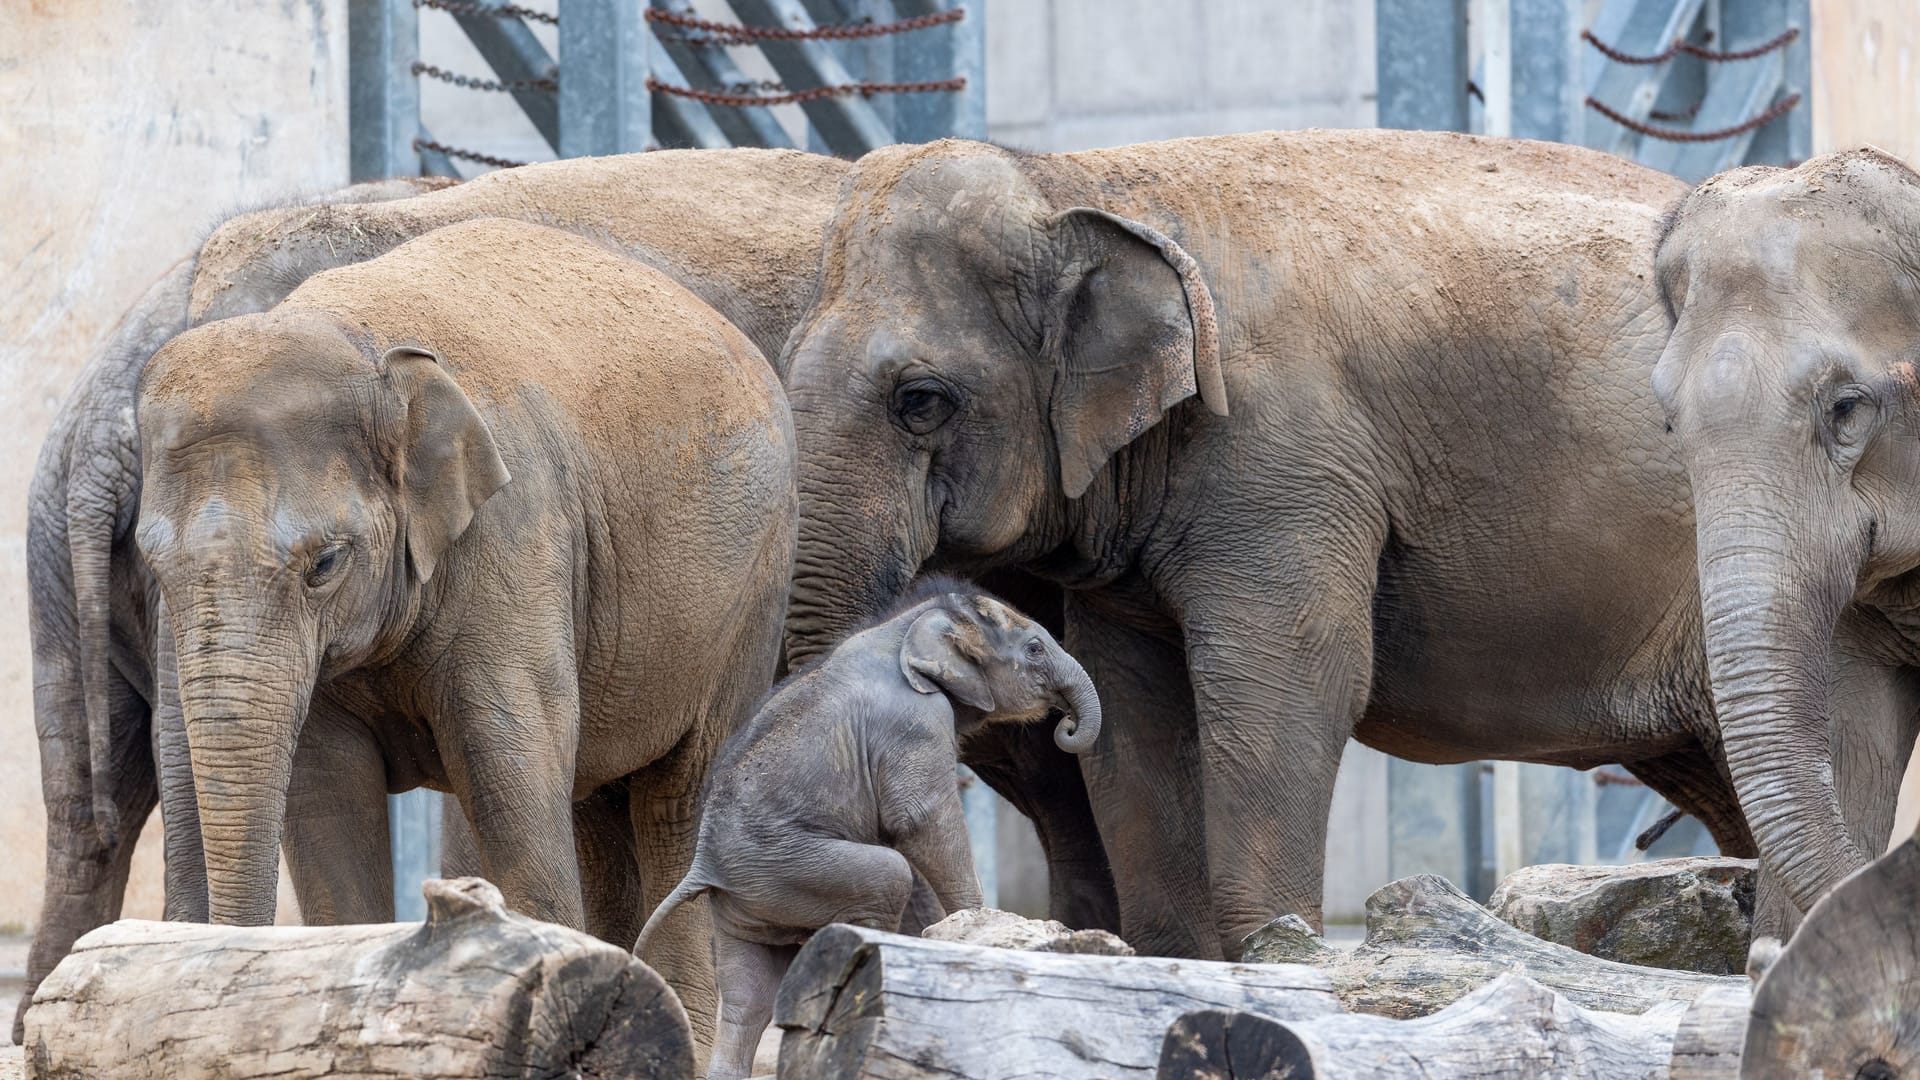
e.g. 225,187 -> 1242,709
650,38 -> 730,148
1581,0 -> 1708,158
559,0 -> 651,156
1511,0 -> 1584,143
1634,0 -> 1789,181
448,1 -> 562,153
724,0 -> 897,157
1376,0 -> 1469,131
889,0 -> 984,142
389,789 -> 442,921
649,0 -> 794,148
1388,760 -> 1487,899
349,0 -> 422,180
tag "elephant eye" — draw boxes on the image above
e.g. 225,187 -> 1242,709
1025,639 -> 1046,660
305,542 -> 349,589
1827,388 -> 1877,447
893,378 -> 958,436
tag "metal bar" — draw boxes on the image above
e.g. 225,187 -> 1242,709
889,0 -> 982,142
559,0 -> 651,156
415,126 -> 464,177
447,1 -> 562,152
722,0 -> 897,156
1741,0 -> 1810,167
649,0 -> 794,148
1375,0 -> 1469,131
1511,0 -> 1584,143
1581,0 -> 1709,158
1632,42 -> 1785,179
349,0 -> 422,180
1477,0 -> 1512,137
389,789 -> 443,921
649,39 -> 731,149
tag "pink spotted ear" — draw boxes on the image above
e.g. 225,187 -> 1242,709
1044,207 -> 1228,499
379,346 -> 511,582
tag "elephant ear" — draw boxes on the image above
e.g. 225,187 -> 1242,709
1043,207 -> 1229,499
899,601 -> 995,712
380,345 -> 511,583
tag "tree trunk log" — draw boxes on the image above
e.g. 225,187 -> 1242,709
1158,972 -> 1697,1079
1743,834 -> 1920,1078
1242,874 -> 1746,1018
774,923 -> 1340,1079
22,877 -> 691,1079
1664,984 -> 1752,1079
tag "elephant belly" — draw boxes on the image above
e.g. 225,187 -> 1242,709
1355,545 -> 1706,768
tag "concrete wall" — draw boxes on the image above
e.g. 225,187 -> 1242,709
0,0 -> 350,930
986,0 -> 1377,150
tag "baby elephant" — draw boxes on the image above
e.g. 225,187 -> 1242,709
638,582 -> 1102,1078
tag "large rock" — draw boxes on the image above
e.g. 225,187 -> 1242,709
1489,857 -> 1755,975
922,906 -> 1135,955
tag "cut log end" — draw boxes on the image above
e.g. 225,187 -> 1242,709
1743,838 -> 1920,1079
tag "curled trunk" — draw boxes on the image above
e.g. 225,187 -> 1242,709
1051,645 -> 1103,754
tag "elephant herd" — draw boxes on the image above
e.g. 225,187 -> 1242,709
17,129 -> 1920,1064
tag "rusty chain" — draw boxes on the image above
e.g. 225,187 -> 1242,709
1586,91 -> 1800,142
1648,99 -> 1703,123
646,74 -> 965,107
413,0 -> 557,26
1582,26 -> 1799,66
413,61 -> 557,94
414,137 -> 529,169
644,6 -> 961,46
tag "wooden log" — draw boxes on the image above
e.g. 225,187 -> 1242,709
1241,874 -> 1744,1018
1488,857 -> 1755,975
1743,834 -> 1920,1078
23,877 -> 691,1079
774,923 -> 1341,1079
1157,972 -> 1691,1079
1665,984 -> 1752,1080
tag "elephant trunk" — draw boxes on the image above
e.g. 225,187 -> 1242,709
172,604 -> 314,926
1050,645 -> 1103,754
786,435 -> 934,669
1695,477 -> 1869,915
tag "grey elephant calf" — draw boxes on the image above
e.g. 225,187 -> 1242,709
638,582 -> 1102,1079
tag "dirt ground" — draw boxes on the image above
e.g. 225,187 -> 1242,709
3,934 -> 25,1078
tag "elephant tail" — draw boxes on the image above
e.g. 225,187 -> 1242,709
635,873 -> 712,957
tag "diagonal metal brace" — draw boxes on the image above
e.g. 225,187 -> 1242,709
720,0 -> 896,156
649,0 -> 794,148
447,0 -> 561,152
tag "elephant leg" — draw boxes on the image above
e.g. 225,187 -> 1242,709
631,735 -> 719,1062
709,932 -> 798,1080
18,662 -> 155,1045
1061,597 -> 1216,958
575,781 -> 644,949
1621,740 -> 1756,858
151,597 -> 207,922
442,668 -> 585,930
283,702 -> 393,924
960,720 -> 1119,932
1172,521 -> 1381,957
439,793 -> 482,878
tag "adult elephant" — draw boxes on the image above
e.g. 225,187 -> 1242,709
1652,148 -> 1920,921
781,130 -> 1753,960
18,175 -> 450,1045
17,148 -> 848,1044
135,217 -> 795,1050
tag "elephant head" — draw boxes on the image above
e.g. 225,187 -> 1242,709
134,309 -> 508,923
900,590 -> 1103,753
1653,149 -> 1920,915
782,141 -> 1227,666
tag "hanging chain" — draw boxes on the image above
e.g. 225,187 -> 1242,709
645,75 -> 965,107
645,6 -> 961,47
1581,26 -> 1799,66
413,0 -> 558,26
413,61 -> 557,94
1585,92 -> 1801,142
414,137 -> 529,169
